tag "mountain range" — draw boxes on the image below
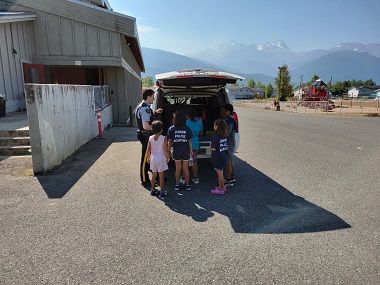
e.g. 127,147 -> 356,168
141,41 -> 380,85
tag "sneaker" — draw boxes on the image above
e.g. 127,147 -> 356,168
192,177 -> 200,184
225,179 -> 234,187
230,176 -> 236,183
159,191 -> 167,199
211,187 -> 226,195
185,184 -> 191,191
179,177 -> 185,184
175,184 -> 181,191
150,189 -> 158,196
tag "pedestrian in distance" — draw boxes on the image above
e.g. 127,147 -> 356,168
146,120 -> 170,199
167,109 -> 193,191
220,103 -> 238,187
209,118 -> 229,195
135,89 -> 163,186
186,107 -> 203,184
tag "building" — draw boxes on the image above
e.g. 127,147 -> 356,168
347,86 -> 380,99
226,86 -> 265,100
371,88 -> 380,99
293,87 -> 305,100
0,0 -> 144,124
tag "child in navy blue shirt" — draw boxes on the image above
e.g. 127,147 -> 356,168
167,109 -> 193,191
209,118 -> 228,195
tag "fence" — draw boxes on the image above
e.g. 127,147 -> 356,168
94,85 -> 110,111
233,99 -> 380,115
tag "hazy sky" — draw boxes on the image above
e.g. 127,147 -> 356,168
110,0 -> 380,55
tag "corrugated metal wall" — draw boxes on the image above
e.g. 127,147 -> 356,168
1,0 -> 143,121
0,21 -> 33,112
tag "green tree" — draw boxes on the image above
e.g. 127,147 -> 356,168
364,79 -> 376,86
310,74 -> 319,84
142,76 -> 154,87
265,83 -> 274,98
256,80 -> 266,89
247,78 -> 256,88
275,64 -> 293,101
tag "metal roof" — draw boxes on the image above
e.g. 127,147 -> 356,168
0,11 -> 37,24
3,0 -> 144,71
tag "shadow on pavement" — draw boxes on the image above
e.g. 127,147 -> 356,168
37,127 -> 135,198
162,157 -> 351,234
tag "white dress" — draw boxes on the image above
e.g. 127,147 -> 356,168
149,135 -> 168,173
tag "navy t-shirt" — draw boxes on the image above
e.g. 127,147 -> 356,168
210,134 -> 228,169
167,125 -> 192,159
224,116 -> 237,154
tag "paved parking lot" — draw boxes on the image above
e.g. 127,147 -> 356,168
1,108 -> 379,284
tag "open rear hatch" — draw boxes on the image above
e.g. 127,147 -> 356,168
156,69 -> 244,88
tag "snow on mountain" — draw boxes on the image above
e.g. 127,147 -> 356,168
142,42 -> 380,85
330,42 -> 380,58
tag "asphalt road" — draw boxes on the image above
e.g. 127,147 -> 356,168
1,108 -> 379,284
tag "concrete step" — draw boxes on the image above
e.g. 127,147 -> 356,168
0,130 -> 29,137
0,146 -> 31,156
0,137 -> 31,146
0,129 -> 31,156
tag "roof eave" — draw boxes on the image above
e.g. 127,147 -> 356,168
0,11 -> 37,24
124,35 -> 145,72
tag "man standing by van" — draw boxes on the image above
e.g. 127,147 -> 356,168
135,89 -> 162,186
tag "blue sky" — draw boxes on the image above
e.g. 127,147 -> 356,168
110,0 -> 380,55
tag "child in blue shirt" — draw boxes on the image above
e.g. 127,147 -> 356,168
167,109 -> 193,191
186,107 -> 203,184
209,118 -> 228,195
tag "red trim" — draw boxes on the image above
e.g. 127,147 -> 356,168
23,64 -> 45,84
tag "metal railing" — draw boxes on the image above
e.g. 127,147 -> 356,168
93,85 -> 111,111
232,99 -> 380,115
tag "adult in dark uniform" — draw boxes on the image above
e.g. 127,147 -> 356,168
135,89 -> 162,186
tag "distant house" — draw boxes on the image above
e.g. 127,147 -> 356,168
293,87 -> 305,100
372,88 -> 380,99
0,0 -> 144,124
226,86 -> 265,100
347,86 -> 380,99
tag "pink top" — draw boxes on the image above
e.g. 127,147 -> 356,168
149,135 -> 168,173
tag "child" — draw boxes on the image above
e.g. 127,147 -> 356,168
146,120 -> 170,199
209,118 -> 229,195
167,109 -> 193,191
186,107 -> 203,184
220,103 -> 238,187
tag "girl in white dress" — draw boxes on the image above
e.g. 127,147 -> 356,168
146,120 -> 170,198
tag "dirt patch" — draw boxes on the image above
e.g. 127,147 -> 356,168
365,113 -> 380,117
234,101 -> 380,117
0,156 -> 34,176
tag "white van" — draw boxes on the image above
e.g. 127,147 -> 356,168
152,69 -> 243,159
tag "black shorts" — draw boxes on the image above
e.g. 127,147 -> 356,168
172,149 -> 190,161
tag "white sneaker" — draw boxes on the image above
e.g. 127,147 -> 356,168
179,177 -> 185,184
192,177 -> 200,184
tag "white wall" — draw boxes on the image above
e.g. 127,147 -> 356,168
24,84 -> 112,174
348,88 -> 358,98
